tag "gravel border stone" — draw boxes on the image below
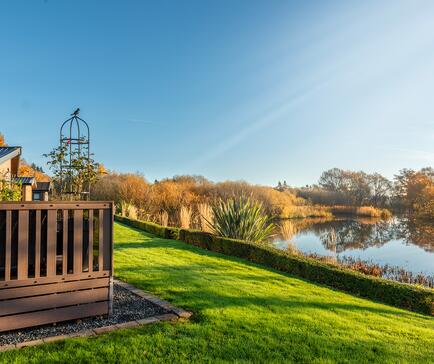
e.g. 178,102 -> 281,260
0,279 -> 192,352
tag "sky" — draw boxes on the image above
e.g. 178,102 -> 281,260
1,0 -> 433,187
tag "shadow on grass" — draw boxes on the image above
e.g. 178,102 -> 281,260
117,263 -> 432,323
114,223 -> 432,323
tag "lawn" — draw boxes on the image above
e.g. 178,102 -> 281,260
1,222 -> 433,363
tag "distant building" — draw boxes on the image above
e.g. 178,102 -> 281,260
0,146 -> 51,201
33,181 -> 51,201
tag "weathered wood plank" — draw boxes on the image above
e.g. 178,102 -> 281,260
0,277 -> 109,301
0,301 -> 109,332
0,270 -> 110,289
0,202 -> 111,210
0,287 -> 109,316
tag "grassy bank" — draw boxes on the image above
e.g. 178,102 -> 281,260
2,222 -> 433,363
116,215 -> 433,315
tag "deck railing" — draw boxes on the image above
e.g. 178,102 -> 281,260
0,201 -> 113,332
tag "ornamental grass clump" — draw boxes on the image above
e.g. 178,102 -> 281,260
198,203 -> 213,232
179,206 -> 192,229
207,197 -> 274,243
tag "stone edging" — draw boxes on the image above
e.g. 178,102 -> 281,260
0,279 -> 192,353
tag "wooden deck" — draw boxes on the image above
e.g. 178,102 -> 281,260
0,201 -> 113,332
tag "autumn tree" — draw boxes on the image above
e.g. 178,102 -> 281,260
318,168 -> 391,207
393,167 -> 434,219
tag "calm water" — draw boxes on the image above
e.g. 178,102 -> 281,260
273,217 -> 434,275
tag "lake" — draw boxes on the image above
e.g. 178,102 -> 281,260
273,217 -> 433,276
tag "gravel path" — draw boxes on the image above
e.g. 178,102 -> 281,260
0,283 -> 169,346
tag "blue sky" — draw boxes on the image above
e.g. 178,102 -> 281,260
1,0 -> 433,186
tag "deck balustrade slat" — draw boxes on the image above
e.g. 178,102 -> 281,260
99,210 -> 103,271
5,211 -> 11,281
88,210 -> 93,273
17,210 -> 29,281
63,210 -> 68,275
35,210 -> 41,278
103,209 -> 112,271
46,210 -> 57,277
74,210 -> 83,274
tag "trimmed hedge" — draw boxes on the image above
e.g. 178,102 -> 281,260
115,215 -> 179,240
115,215 -> 434,316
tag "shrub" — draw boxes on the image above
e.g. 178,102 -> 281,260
0,177 -> 22,201
208,197 -> 274,243
116,215 -> 434,316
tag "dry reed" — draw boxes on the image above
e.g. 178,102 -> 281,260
198,203 -> 213,232
159,210 -> 169,226
179,206 -> 192,229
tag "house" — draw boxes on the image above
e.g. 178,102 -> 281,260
0,146 -> 51,201
0,146 -> 21,177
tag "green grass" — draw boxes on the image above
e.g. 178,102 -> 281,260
1,222 -> 433,363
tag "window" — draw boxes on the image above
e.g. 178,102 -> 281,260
32,192 -> 41,201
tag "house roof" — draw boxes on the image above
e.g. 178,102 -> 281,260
13,176 -> 36,186
35,182 -> 51,191
0,146 -> 21,165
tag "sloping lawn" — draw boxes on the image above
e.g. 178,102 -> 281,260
1,222 -> 433,363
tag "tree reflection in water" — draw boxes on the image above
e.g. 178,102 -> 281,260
275,217 -> 434,287
277,217 -> 433,253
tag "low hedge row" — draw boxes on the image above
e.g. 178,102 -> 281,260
115,215 -> 433,316
115,215 -> 179,240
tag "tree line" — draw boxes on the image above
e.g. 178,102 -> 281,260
289,167 -> 433,219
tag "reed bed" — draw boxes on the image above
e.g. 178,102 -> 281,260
330,206 -> 392,219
